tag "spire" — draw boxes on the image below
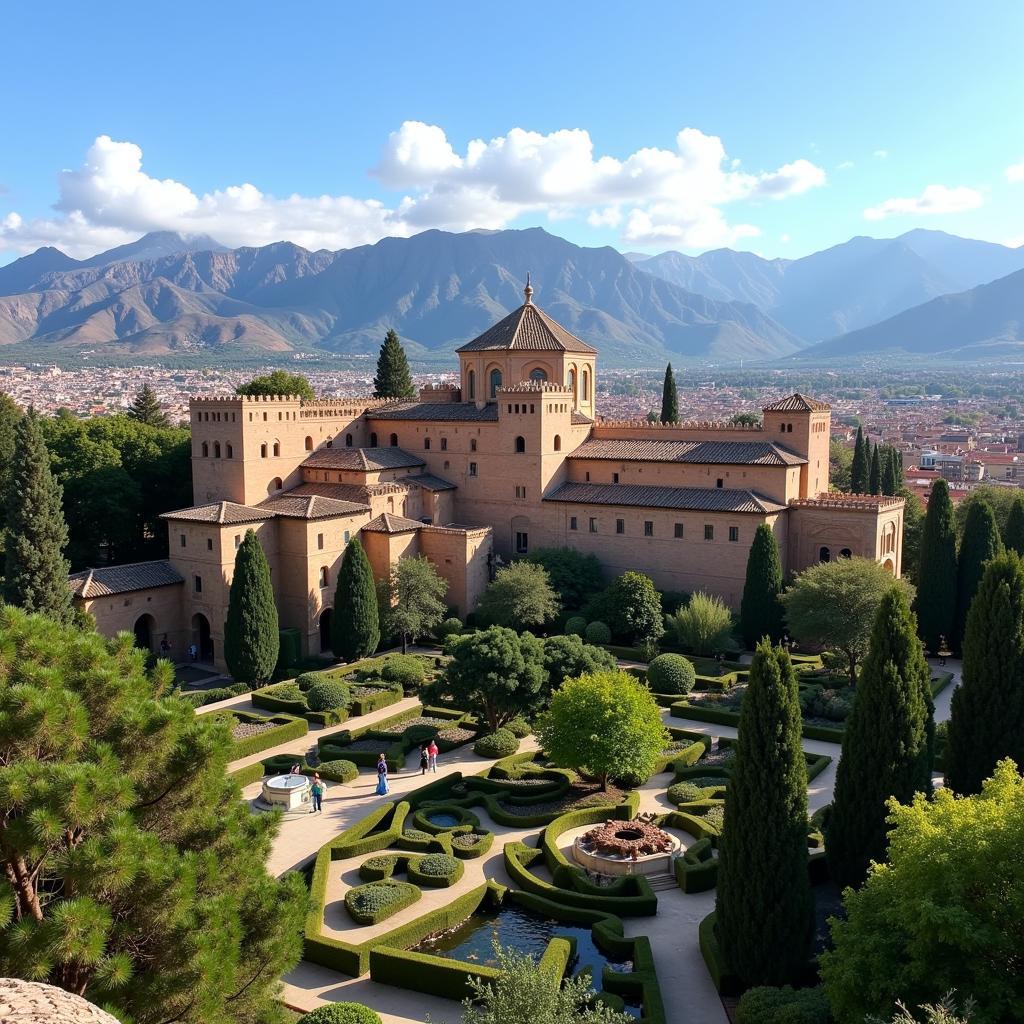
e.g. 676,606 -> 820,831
523,272 -> 533,305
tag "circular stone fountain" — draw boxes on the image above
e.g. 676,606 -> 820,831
572,818 -> 680,876
261,773 -> 311,810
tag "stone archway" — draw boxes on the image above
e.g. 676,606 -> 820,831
883,557 -> 895,575
319,608 -> 333,653
191,613 -> 213,662
133,613 -> 155,652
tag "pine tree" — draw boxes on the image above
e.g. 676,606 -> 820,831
716,640 -> 813,986
739,523 -> 785,649
1004,494 -> 1024,556
373,328 -> 416,399
2,409 -> 73,623
826,586 -> 933,889
0,394 -> 22,526
952,499 -> 1003,656
127,384 -> 170,427
945,552 -> 1024,795
223,529 -> 279,684
331,538 -> 380,661
916,478 -> 957,654
881,446 -> 899,496
869,443 -> 882,495
850,427 -> 868,494
660,363 -> 679,424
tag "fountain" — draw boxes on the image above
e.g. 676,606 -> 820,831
261,773 -> 312,810
572,818 -> 680,877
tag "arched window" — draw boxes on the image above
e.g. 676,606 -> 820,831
468,370 -> 475,400
273,441 -> 281,457
787,423 -> 793,433
201,442 -> 209,457
489,368 -> 502,399
260,443 -> 267,458
424,437 -> 431,450
304,436 -> 313,451
529,368 -> 547,382
226,443 -> 233,459
567,369 -> 576,401
319,566 -> 329,588
370,433 -> 378,448
840,548 -> 852,559
553,435 -> 562,451
780,424 -> 786,434
213,441 -> 221,458
819,546 -> 831,562
515,436 -> 526,454
390,433 -> 398,447
470,438 -> 477,452
269,477 -> 282,494
387,496 -> 394,512
345,433 -> 353,447
582,369 -> 590,400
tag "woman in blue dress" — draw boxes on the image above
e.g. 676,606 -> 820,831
375,754 -> 389,795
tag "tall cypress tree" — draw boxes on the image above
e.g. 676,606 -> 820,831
127,384 -> 170,427
850,427 -> 868,494
869,443 -> 882,495
945,552 -> 1024,795
2,409 -> 73,623
826,586 -> 932,889
0,394 -> 22,527
223,528 -> 279,685
1004,494 -> 1024,556
716,640 -> 812,986
739,523 -> 785,649
660,363 -> 679,424
952,499 -> 1003,656
881,447 -> 899,495
331,538 -> 380,661
916,478 -> 957,654
373,328 -> 416,399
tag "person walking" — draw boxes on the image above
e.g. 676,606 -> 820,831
376,754 -> 389,796
310,774 -> 324,814
428,738 -> 439,773
419,743 -> 429,776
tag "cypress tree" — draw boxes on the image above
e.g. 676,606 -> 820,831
826,586 -> 932,889
945,552 -> 1024,795
660,363 -> 679,424
2,409 -> 73,623
869,443 -> 882,495
331,537 -> 380,661
915,478 -> 957,654
716,640 -> 813,986
850,426 -> 868,493
1004,494 -> 1024,556
952,499 -> 1003,656
223,528 -> 279,685
127,384 -> 170,427
881,447 -> 899,495
0,394 -> 22,527
739,523 -> 785,649
373,328 -> 416,399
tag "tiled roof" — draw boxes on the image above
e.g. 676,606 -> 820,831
455,301 -> 597,354
404,473 -> 457,492
301,446 -> 424,471
161,501 -> 272,525
362,512 -> 425,534
367,402 -> 500,422
762,392 -> 830,412
544,482 -> 787,514
790,494 -> 905,511
571,412 -> 594,425
568,438 -> 805,466
259,493 -> 370,519
69,559 -> 184,599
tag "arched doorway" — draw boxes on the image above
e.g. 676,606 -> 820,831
133,613 -> 155,652
191,613 -> 213,662
883,558 -> 895,575
819,546 -> 831,562
319,608 -> 333,653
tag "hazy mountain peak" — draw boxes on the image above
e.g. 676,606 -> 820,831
81,231 -> 229,268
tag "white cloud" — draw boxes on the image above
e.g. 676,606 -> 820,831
0,125 -> 828,257
836,160 -> 855,171
1004,233 -> 1024,249
1006,162 -> 1024,183
863,184 -> 983,221
874,149 -> 888,159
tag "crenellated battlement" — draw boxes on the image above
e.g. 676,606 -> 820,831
498,381 -> 573,395
790,494 -> 905,511
593,418 -> 765,431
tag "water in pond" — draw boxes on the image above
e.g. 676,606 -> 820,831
425,811 -> 461,828
412,902 -> 633,983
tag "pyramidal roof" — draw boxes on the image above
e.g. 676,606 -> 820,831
762,392 -> 830,412
455,278 -> 597,355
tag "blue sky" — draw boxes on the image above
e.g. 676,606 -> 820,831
2,0 -> 1022,264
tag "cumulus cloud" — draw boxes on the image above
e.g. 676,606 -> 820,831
863,184 -> 984,221
1006,162 -> 1024,183
1,125 -> 827,257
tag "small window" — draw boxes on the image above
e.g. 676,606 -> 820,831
489,368 -> 502,398
515,485 -> 526,499
585,471 -> 591,482
194,575 -> 202,594
206,538 -> 213,551
470,438 -> 478,452
468,369 -> 476,401
201,442 -> 209,457
234,534 -> 241,549
344,530 -> 351,544
273,442 -> 280,457
423,437 -> 431,450
271,477 -> 282,491
444,460 -> 450,470
644,521 -> 654,537
554,435 -> 561,451
370,433 -> 378,448
180,533 -> 187,548
780,424 -> 786,434
529,368 -> 547,382
840,548 -> 852,559
304,436 -> 314,451
729,526 -> 739,542
469,462 -> 477,477
820,546 -> 831,562
213,442 -> 221,458
515,531 -> 529,554
440,437 -> 447,451
260,443 -> 267,458
589,517 -> 597,533
319,567 -> 328,588
346,433 -> 353,447
569,516 -> 578,531
674,523 -> 684,539
704,525 -> 714,541
716,478 -> 724,488
616,518 -> 625,534
515,436 -> 525,454
226,443 -> 233,459
317,532 -> 324,550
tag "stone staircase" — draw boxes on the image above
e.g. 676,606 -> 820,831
647,870 -> 678,892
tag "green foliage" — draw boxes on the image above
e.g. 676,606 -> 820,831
953,499 -> 1003,656
414,853 -> 460,877
668,591 -> 734,656
586,571 -> 664,643
297,1004 -> 383,1024
660,363 -> 679,424
945,552 -> 1024,795
541,634 -> 617,695
564,616 -> 587,636
820,760 -> 1024,1024
882,446 -> 900,496
730,411 -> 761,427
333,538 -> 380,661
0,394 -> 21,526
236,370 -> 315,400
373,328 -> 416,399
477,561 -> 560,628
851,426 -> 869,494
506,717 -> 532,738
955,484 -> 1020,539
525,548 -> 604,612
830,439 -> 853,492
0,607 -> 305,1022
716,641 -> 812,986
740,523 -> 785,648
386,556 -> 448,652
646,653 -> 697,695
436,617 -> 464,639
869,444 -> 882,495
899,486 -> 926,586
868,994 -> 976,1024
379,654 -> 427,690
223,529 -> 280,685
1004,494 -> 1024,556
735,986 -> 831,1024
317,760 -> 359,783
827,586 -> 933,889
667,781 -> 703,805
537,670 -> 668,789
916,479 -> 957,653
307,678 -> 351,712
584,621 -> 611,645
127,384 -> 170,427
473,729 -> 520,758
345,880 -> 420,925
782,557 -> 914,684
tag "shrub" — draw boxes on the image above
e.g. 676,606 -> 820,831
344,880 -> 419,925
413,853 -> 461,880
585,620 -> 612,645
565,616 -> 587,637
668,781 -> 704,805
316,760 -> 358,784
297,1003 -> 383,1024
473,729 -> 520,758
506,717 -> 532,738
647,653 -> 697,695
296,670 -> 327,692
306,678 -> 351,712
735,985 -> 831,1024
702,805 -> 725,832
435,617 -> 464,640
668,592 -> 735,655
380,654 -> 427,690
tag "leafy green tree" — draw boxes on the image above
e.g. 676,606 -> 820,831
668,591 -> 735,655
851,426 -> 869,494
0,394 -> 21,525
332,538 -> 380,661
476,561 -> 560,628
945,552 -> 1024,795
386,555 -> 448,653
541,634 -> 617,695
915,478 -> 957,653
537,669 -> 668,790
3,410 -> 73,623
952,499 -> 1003,656
729,412 -> 760,427
127,384 -> 170,427
525,548 -> 604,612
586,571 -> 664,644
898,486 -> 925,586
0,606 -> 305,1022
820,759 -> 1024,1024
434,626 -> 545,731
1003,494 -> 1024,556
739,523 -> 785,649
236,370 -> 315,400
373,328 -> 416,399
869,443 -> 882,495
716,640 -> 812,986
954,484 -> 1019,539
782,557 -> 914,685
223,529 -> 280,684
830,439 -> 853,492
660,363 -> 679,423
826,586 -> 933,889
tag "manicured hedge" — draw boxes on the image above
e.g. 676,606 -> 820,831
317,759 -> 359,784
349,686 -> 403,717
647,654 -> 697,695
179,682 -> 250,708
297,1001 -> 382,1024
411,803 -> 480,834
344,880 -> 421,925
505,717 -> 532,738
473,729 -> 519,758
407,853 -> 464,888
450,830 -> 494,859
228,711 -> 308,760
672,698 -> 849,744
229,761 -> 264,787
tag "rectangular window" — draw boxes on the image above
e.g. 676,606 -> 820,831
729,526 -> 739,542
440,437 -> 447,451
319,567 -> 328,587
514,485 -> 526,499
206,538 -> 213,551
613,472 -> 620,484
234,534 -> 241,549
569,516 -> 578,531
589,517 -> 597,533
194,575 -> 202,594
180,533 -> 186,548
424,438 -> 431,450
644,521 -> 654,537
585,471 -> 591,482
317,533 -> 324,550
674,523 -> 684,539
343,530 -> 351,544
515,531 -> 529,554
704,525 -> 714,541
716,478 -> 724,488
616,518 -> 625,534
469,462 -> 477,477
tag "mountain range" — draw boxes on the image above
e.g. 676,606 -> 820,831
0,226 -> 1022,364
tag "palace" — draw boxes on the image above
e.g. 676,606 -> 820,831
71,281 -> 905,670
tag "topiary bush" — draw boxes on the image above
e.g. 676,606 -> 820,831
379,655 -> 427,690
701,805 -> 725,832
565,616 -> 587,637
404,723 -> 439,745
506,717 -> 532,738
306,677 -> 350,711
473,728 -> 519,758
647,653 -> 697,695
435,617 -> 464,640
584,620 -> 612,645
297,1003 -> 383,1024
316,759 -> 358,784
344,880 -> 420,925
735,985 -> 831,1024
408,852 -> 463,887
667,781 -> 704,806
